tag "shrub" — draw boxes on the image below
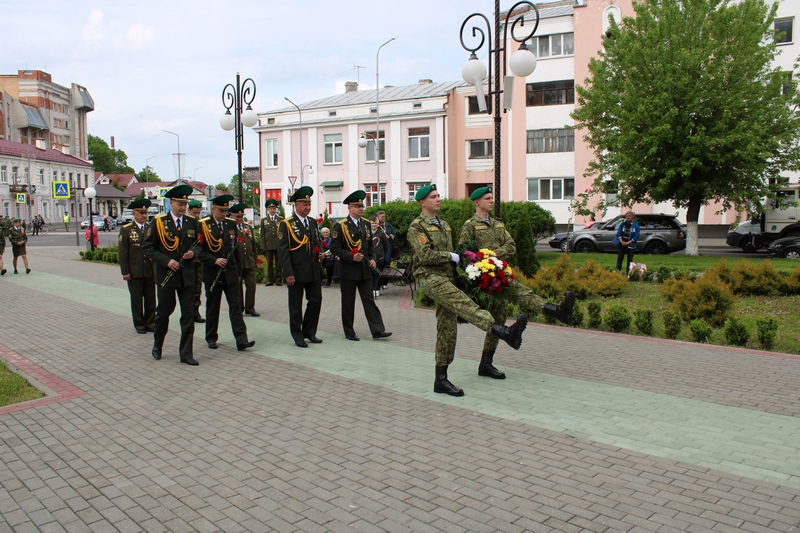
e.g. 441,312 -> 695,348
660,278 -> 691,302
633,309 -> 654,336
571,303 -> 584,328
723,317 -> 750,347
733,260 -> 781,296
705,258 -> 739,293
587,301 -> 603,329
779,267 -> 800,295
604,304 -> 632,333
756,317 -> 779,350
656,266 -> 672,283
671,273 -> 736,327
689,318 -> 713,343
663,311 -> 682,340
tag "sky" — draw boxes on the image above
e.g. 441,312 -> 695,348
3,0 -> 503,187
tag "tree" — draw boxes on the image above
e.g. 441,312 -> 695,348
571,0 -> 800,255
227,174 -> 257,207
135,166 -> 160,183
88,135 -> 135,174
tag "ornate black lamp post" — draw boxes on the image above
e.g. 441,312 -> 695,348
85,186 -> 96,251
220,73 -> 258,203
460,1 -> 540,218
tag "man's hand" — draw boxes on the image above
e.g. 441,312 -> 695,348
285,275 -> 295,286
215,258 -> 228,268
368,259 -> 376,269
167,259 -> 181,272
122,274 -> 131,281
353,252 -> 363,262
182,250 -> 194,260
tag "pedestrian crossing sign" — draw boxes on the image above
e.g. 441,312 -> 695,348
52,181 -> 71,199
158,187 -> 169,198
16,193 -> 26,204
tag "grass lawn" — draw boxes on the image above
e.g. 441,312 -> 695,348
0,360 -> 44,408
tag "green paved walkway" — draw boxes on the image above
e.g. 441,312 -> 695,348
10,271 -> 800,490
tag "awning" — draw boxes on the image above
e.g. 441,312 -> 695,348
320,181 -> 344,188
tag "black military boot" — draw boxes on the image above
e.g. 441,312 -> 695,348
491,314 -> 528,350
543,290 -> 575,325
478,350 -> 505,379
434,365 -> 464,396
193,306 -> 206,323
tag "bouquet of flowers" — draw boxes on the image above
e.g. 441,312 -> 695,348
454,240 -> 517,308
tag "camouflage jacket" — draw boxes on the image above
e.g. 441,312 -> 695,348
407,213 -> 455,284
7,226 -> 27,246
459,214 -> 516,261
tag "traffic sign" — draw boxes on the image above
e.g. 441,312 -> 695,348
52,181 -> 71,199
158,187 -> 169,198
16,193 -> 26,204
288,175 -> 297,188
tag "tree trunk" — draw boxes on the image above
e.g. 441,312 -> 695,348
685,198 -> 702,256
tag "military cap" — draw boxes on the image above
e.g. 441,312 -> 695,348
228,203 -> 246,215
187,199 -> 203,209
164,184 -> 193,202
414,183 -> 437,201
210,194 -> 234,209
265,199 -> 280,208
129,198 -> 152,210
342,190 -> 367,206
12,217 -> 20,222
470,185 -> 492,201
289,186 -> 314,203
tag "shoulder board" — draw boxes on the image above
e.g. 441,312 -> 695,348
225,216 -> 235,222
155,213 -> 168,219
200,216 -> 212,223
286,216 -> 296,223
123,222 -> 133,228
185,214 -> 197,219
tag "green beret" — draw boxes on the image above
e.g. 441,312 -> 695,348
470,186 -> 492,201
12,218 -> 20,222
289,186 -> 314,203
414,183 -> 437,202
229,203 -> 246,214
129,198 -> 152,210
187,199 -> 203,209
342,190 -> 366,206
164,184 -> 193,201
265,199 -> 280,208
211,194 -> 234,208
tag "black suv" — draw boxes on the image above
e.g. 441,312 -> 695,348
568,214 -> 686,254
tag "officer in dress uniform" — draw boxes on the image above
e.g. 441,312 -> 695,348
197,195 -> 256,352
187,199 -> 206,323
142,184 -> 200,365
459,186 -> 574,379
277,186 -> 325,348
229,203 -> 260,316
118,198 -> 156,334
330,190 -> 392,341
260,199 -> 283,286
407,184 -> 528,397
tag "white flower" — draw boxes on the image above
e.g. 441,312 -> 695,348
465,264 -> 481,280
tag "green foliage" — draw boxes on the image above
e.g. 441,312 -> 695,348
571,303 -> 584,328
88,135 -> 135,174
604,304 -> 632,333
671,273 -> 736,327
255,257 -> 267,284
656,266 -> 672,283
663,310 -> 682,339
511,212 -> 539,278
571,0 -> 800,256
633,309 -> 654,336
756,317 -> 779,350
779,267 -> 800,295
528,256 -> 627,300
0,360 -> 45,407
724,317 -> 750,347
689,318 -> 713,343
587,301 -> 603,329
733,260 -> 782,296
135,165 -> 160,182
80,245 -> 119,264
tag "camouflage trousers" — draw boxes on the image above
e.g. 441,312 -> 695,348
483,280 -> 547,352
419,275 -> 495,366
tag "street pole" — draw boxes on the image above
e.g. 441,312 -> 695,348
285,97 -> 304,187
375,37 -> 396,206
221,73 -> 258,204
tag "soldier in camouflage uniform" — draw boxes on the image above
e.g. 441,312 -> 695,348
407,184 -> 528,397
8,218 -> 30,274
460,186 -> 575,379
187,200 -> 206,323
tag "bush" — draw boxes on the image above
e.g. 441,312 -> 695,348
633,309 -> 654,336
80,245 -> 119,264
663,310 -> 682,340
655,266 -> 672,283
571,303 -> 584,328
671,273 -> 736,327
756,317 -> 779,350
723,317 -> 750,347
689,318 -> 713,343
604,304 -> 632,333
779,267 -> 800,295
587,301 -> 603,329
733,260 -> 781,296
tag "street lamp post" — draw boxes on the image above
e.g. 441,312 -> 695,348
85,186 -> 97,251
145,155 -> 157,183
162,130 -> 184,185
460,1 -> 539,218
284,97 -> 305,187
357,132 -> 381,205
220,73 -> 258,203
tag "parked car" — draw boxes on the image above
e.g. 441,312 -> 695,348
118,209 -> 135,225
569,213 -> 687,254
726,219 -> 762,252
549,224 -> 596,252
767,236 -> 800,259
80,215 -> 107,230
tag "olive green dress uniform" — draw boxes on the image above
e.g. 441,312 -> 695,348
142,204 -> 199,363
408,212 -> 496,367
197,212 -> 251,349
460,213 -> 546,352
330,215 -> 388,339
260,203 -> 283,285
235,219 -> 258,313
119,220 -> 156,333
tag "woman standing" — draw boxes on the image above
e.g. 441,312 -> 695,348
615,211 -> 640,272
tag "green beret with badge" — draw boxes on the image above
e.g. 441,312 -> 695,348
414,183 -> 437,201
187,199 -> 203,209
470,186 -> 492,201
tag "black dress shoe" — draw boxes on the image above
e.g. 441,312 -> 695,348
1,269 -> 6,276
245,309 -> 261,317
207,341 -> 218,349
181,358 -> 199,366
264,282 -> 273,287
275,282 -> 282,286
151,346 -> 162,360
237,340 -> 256,351
136,328 -> 146,334
372,331 -> 392,339
146,326 -> 155,332
295,340 -> 308,348
193,309 -> 206,323
304,335 -> 323,344
346,335 -> 360,341
26,269 -> 31,274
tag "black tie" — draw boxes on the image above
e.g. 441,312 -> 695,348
176,218 -> 181,231
218,222 -> 224,233
303,218 -> 308,229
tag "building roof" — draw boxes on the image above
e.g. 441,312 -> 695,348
0,139 -> 93,167
93,183 -> 132,199
124,180 -> 210,197
21,105 -> 48,130
95,172 -> 137,188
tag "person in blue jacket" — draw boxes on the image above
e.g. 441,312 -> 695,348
615,210 -> 641,272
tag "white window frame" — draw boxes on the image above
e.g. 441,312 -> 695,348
0,165 -> 6,184
775,17 -> 794,45
364,183 -> 386,207
535,32 -> 575,58
265,139 -> 278,168
38,168 -> 45,184
408,182 -> 430,201
468,139 -> 493,159
527,177 -> 575,201
364,131 -> 385,163
324,133 -> 343,164
408,127 -> 430,160
526,128 -> 575,153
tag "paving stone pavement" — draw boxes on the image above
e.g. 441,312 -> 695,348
1,246 -> 800,532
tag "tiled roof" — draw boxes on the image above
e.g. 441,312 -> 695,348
93,183 -> 132,199
0,139 -> 93,168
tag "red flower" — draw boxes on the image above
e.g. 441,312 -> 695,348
236,236 -> 245,243
350,247 -> 359,256
196,234 -> 204,245
256,258 -> 264,265
314,246 -> 321,253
